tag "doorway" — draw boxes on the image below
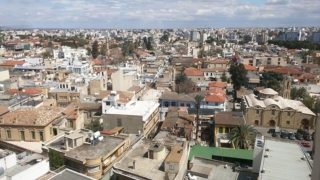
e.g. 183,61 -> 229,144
269,120 -> 276,127
20,131 -> 25,141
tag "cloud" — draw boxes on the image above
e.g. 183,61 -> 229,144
0,0 -> 318,28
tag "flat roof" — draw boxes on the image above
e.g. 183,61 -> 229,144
105,101 -> 159,121
49,169 -> 95,180
113,141 -> 167,180
165,143 -> 185,163
188,145 -> 253,161
65,135 -> 125,162
260,139 -> 312,180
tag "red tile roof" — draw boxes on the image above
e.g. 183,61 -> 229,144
208,89 -> 226,95
0,106 -> 9,116
264,68 -> 302,74
184,67 -> 203,76
208,81 -> 227,88
91,59 -> 102,65
0,60 -> 25,66
243,64 -> 256,71
5,88 -> 42,96
205,95 -> 226,102
192,58 -> 206,63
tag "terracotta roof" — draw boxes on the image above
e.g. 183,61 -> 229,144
161,108 -> 194,130
0,106 -> 9,116
214,112 -> 244,126
208,81 -> 227,88
205,95 -> 226,102
204,59 -> 228,64
70,102 -> 101,110
91,59 -> 102,65
96,90 -> 134,101
0,60 -> 25,66
5,88 -> 42,96
301,73 -> 315,79
0,106 -> 63,126
243,64 -> 256,71
208,89 -> 226,95
192,58 -> 207,63
264,68 -> 302,74
117,98 -> 130,104
127,85 -> 143,93
184,67 -> 203,76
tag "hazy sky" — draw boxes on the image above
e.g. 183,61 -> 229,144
0,0 -> 319,29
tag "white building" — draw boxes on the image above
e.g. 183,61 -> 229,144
0,150 -> 49,180
52,46 -> 87,59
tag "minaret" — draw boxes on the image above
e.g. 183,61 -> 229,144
282,71 -> 292,99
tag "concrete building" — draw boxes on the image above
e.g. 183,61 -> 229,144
52,46 -> 87,59
311,115 -> 320,180
0,69 -> 9,81
111,69 -> 141,92
49,169 -> 95,180
242,88 -> 316,129
48,82 -> 88,107
0,149 -> 49,180
0,60 -> 25,71
47,129 -> 130,179
241,55 -> 287,67
190,31 -> 199,41
285,31 -> 301,41
113,140 -> 188,180
102,91 -> 160,136
256,33 -> 268,44
311,31 -> 320,44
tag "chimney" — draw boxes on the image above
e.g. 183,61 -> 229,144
197,61 -> 201,70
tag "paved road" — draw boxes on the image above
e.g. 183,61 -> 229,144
254,126 -> 314,152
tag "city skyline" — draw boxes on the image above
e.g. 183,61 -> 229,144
0,0 -> 319,29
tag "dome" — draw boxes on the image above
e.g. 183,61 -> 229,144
259,88 -> 278,95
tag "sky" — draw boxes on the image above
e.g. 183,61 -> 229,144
0,0 -> 319,29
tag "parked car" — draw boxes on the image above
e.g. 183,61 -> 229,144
288,133 -> 296,140
241,164 -> 249,168
295,133 -> 303,140
297,129 -> 309,136
303,134 -> 312,141
268,129 -> 275,134
280,132 -> 289,139
272,132 -> 280,137
301,141 -> 311,147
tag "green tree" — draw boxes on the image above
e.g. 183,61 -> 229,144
303,95 -> 315,111
91,40 -> 99,58
260,72 -> 284,92
314,99 -> 320,114
229,124 -> 254,150
86,119 -> 103,132
175,72 -> 188,84
86,47 -> 92,55
228,64 -> 247,110
160,34 -> 169,43
48,41 -> 53,48
221,71 -> 227,82
291,87 -> 307,100
42,51 -> 52,59
195,94 -> 204,141
48,150 -> 65,170
100,44 -> 107,56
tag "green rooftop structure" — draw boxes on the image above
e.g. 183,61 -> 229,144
188,145 -> 253,161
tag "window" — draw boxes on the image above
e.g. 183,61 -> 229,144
20,131 -> 25,141
164,102 -> 169,107
39,132 -> 44,141
59,96 -> 67,100
180,103 -> 185,106
256,110 -> 259,114
286,121 -> 290,125
88,166 -> 100,173
287,112 -> 290,116
106,101 -> 110,105
219,127 -> 223,133
117,118 -> 122,126
70,121 -> 74,128
169,165 -> 174,170
118,103 -> 121,107
171,102 -> 176,106
31,131 -> 35,139
271,110 -> 275,115
215,102 -> 219,106
186,103 -> 191,108
225,127 -> 230,133
198,78 -> 200,80
7,130 -> 11,138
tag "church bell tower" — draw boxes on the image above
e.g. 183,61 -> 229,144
282,72 -> 292,99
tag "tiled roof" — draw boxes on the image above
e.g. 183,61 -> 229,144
117,98 -> 130,104
208,89 -> 226,95
97,90 -> 134,101
192,58 -> 206,63
204,59 -> 228,64
184,67 -> 203,76
301,73 -> 314,79
127,85 -> 144,93
0,60 -> 25,66
5,88 -> 42,96
0,106 -> 9,116
264,68 -> 302,74
243,64 -> 256,71
214,112 -> 244,126
91,59 -> 102,65
0,106 -> 63,126
205,95 -> 226,102
208,81 -> 227,88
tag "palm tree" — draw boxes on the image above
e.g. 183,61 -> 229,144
194,94 -> 204,141
229,124 -> 254,150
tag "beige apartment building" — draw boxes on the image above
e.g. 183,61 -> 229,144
242,54 -> 287,67
48,82 -> 88,107
47,129 -> 130,179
